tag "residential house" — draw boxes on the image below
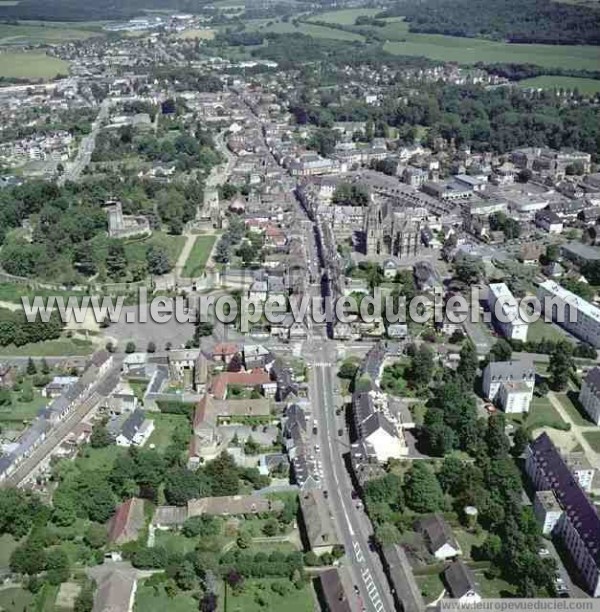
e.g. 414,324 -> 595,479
315,569 -> 351,612
418,514 -> 461,560
114,409 -> 154,447
352,391 -> 408,462
444,560 -> 481,605
381,545 -> 425,612
535,209 -> 563,234
90,564 -> 137,612
107,498 -> 145,545
299,490 -> 340,555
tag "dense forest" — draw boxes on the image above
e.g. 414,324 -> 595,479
287,75 -> 600,156
380,0 -> 600,45
0,0 -> 209,21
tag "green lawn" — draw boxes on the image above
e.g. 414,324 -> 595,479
0,52 -> 70,79
0,534 -> 19,569
224,578 -> 313,612
555,391 -> 594,427
154,529 -> 207,556
74,445 -> 127,475
526,396 -> 567,430
0,23 -> 100,45
475,572 -> 517,598
383,33 -> 600,71
454,529 -> 486,560
308,8 -> 381,25
0,587 -> 34,611
182,235 -> 217,278
583,430 -> 600,452
0,337 -> 94,356
0,282 -> 88,304
527,319 -> 566,343
147,413 -> 190,451
135,582 -> 198,612
518,75 -> 600,95
0,391 -> 47,424
124,231 -> 186,272
415,573 -> 445,603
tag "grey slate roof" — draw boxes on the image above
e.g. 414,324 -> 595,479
444,560 -> 479,599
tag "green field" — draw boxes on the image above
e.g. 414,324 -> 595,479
0,51 -> 70,79
0,337 -> 94,356
0,391 -> 47,425
224,578 -> 313,612
308,8 -> 381,25
248,20 -> 365,42
526,396 -> 567,430
518,75 -> 600,94
0,587 -> 34,610
0,23 -> 100,45
135,582 -> 198,612
124,231 -> 186,270
383,33 -> 600,71
555,391 -> 594,427
147,413 -> 190,451
182,235 -> 217,277
527,319 -> 566,343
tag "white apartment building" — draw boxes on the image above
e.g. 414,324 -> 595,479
497,381 -> 534,414
482,360 -> 536,412
488,283 -> 529,342
579,367 -> 600,425
538,280 -> 600,348
526,433 -> 600,598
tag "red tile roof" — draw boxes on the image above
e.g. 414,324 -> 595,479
210,368 -> 271,400
212,343 -> 239,358
107,498 -> 145,544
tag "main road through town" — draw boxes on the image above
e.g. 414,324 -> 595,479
307,338 -> 393,612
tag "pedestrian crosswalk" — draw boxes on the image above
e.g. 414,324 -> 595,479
361,567 -> 385,612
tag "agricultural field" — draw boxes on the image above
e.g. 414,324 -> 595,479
248,19 -> 365,42
383,33 -> 600,71
176,28 -> 215,40
0,23 -> 100,45
308,8 -> 381,25
182,234 -> 217,277
517,75 -> 600,94
0,51 -> 69,79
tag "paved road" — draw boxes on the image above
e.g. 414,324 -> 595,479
308,340 -> 392,612
4,360 -> 122,487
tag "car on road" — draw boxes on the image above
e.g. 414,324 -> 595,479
538,548 -> 550,556
338,428 -> 343,436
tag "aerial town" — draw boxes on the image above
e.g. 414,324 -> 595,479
0,0 -> 599,611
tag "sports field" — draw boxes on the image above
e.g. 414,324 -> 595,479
517,75 -> 600,94
0,51 -> 69,79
